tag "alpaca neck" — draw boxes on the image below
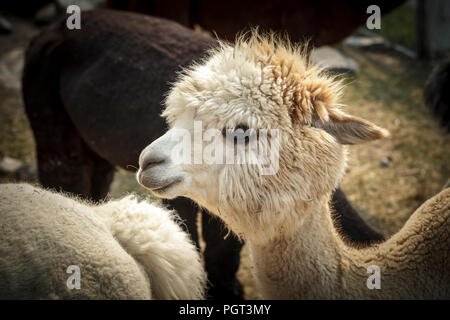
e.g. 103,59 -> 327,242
247,195 -> 351,299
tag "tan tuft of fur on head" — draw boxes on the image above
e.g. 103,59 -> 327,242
233,31 -> 344,123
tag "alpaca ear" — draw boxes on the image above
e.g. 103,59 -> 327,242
313,110 -> 389,145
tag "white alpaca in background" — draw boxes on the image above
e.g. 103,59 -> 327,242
0,183 -> 205,299
137,33 -> 450,299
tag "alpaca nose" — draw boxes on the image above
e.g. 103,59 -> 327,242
139,153 -> 166,172
139,146 -> 167,172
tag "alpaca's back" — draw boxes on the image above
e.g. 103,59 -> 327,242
363,188 -> 450,299
0,184 -> 152,299
0,184 -> 205,299
0,184 -> 151,299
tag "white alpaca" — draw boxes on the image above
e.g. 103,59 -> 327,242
0,183 -> 205,299
137,33 -> 450,299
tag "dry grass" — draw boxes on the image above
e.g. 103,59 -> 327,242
338,45 -> 450,235
0,87 -> 35,163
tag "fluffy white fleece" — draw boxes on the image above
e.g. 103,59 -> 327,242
0,183 -> 205,299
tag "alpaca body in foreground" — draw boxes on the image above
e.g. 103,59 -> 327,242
0,184 -> 205,299
137,34 -> 450,299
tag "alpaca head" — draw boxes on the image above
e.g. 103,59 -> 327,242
137,33 -> 388,242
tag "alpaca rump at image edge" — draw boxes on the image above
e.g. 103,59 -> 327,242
0,183 -> 205,299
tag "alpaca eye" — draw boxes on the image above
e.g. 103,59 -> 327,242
235,125 -> 249,132
222,125 -> 249,136
222,124 -> 251,144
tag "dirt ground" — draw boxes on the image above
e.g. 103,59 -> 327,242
1,14 -> 449,300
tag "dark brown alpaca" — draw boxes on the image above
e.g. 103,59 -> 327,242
424,58 -> 450,132
22,9 -> 382,300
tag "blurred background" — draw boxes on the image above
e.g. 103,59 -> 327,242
1,0 -> 449,299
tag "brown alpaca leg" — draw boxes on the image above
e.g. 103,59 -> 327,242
31,110 -> 114,202
33,124 -> 96,199
22,23 -> 96,200
89,152 -> 116,202
202,210 -> 244,300
331,187 -> 384,245
162,197 -> 200,249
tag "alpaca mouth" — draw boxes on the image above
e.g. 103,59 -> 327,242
138,171 -> 183,193
150,179 -> 182,192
